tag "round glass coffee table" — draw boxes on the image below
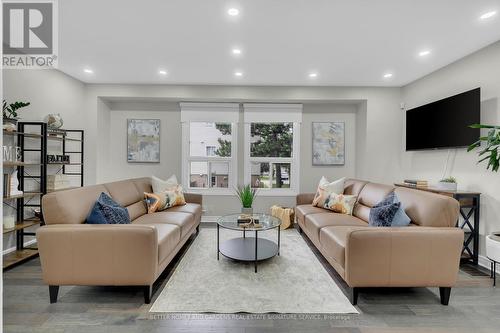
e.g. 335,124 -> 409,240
217,213 -> 281,273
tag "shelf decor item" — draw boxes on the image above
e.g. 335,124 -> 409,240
235,184 -> 257,215
2,99 -> 30,131
437,176 -> 457,191
127,119 -> 160,163
44,113 -> 64,129
312,122 -> 345,165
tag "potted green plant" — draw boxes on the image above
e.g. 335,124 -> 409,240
468,124 -> 500,172
3,100 -> 30,131
235,184 -> 257,215
437,176 -> 457,191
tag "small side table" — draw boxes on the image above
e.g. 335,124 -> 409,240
486,233 -> 500,287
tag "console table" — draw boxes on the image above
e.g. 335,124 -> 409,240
395,183 -> 481,265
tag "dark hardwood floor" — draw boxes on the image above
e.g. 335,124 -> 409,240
3,224 -> 500,333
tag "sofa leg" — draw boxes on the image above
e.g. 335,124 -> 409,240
439,287 -> 451,305
350,287 -> 359,305
49,285 -> 59,304
196,225 -> 200,234
144,285 -> 153,304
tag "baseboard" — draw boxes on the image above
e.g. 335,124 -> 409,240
2,239 -> 37,256
201,216 -> 220,223
478,255 -> 491,270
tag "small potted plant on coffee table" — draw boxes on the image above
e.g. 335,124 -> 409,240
235,184 -> 257,215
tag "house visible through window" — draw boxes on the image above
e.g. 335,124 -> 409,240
188,122 -> 232,189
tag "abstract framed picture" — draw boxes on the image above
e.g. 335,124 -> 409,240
312,122 -> 345,165
127,119 -> 160,163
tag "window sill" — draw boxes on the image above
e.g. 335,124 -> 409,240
185,189 -> 298,197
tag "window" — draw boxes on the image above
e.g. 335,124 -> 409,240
181,103 -> 239,194
244,104 -> 302,195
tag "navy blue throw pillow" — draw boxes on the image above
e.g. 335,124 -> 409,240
368,192 -> 401,227
86,192 -> 130,224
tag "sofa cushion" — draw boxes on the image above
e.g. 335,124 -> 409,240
154,224 -> 181,264
319,226 -> 367,268
133,211 -> 195,238
295,205 -> 329,225
357,182 -> 395,208
166,203 -> 202,221
42,185 -> 110,224
104,180 -> 142,207
304,212 -> 366,245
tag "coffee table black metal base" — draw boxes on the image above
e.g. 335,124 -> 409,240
217,225 -> 280,273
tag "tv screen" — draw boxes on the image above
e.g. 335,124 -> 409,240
406,88 -> 480,151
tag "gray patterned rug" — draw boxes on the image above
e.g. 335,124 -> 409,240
150,228 -> 358,314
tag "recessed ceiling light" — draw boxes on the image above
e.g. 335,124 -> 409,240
228,8 -> 239,16
383,73 -> 393,78
234,71 -> 243,77
480,11 -> 497,20
158,70 -> 167,75
83,68 -> 93,74
308,72 -> 318,78
418,50 -> 431,57
232,48 -> 242,55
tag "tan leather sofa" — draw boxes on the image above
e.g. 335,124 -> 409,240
296,179 -> 464,305
36,177 -> 202,304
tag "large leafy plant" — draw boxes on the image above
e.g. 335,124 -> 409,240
235,184 -> 257,208
467,124 -> 500,172
3,100 -> 30,119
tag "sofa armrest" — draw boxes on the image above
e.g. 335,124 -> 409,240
36,224 -> 159,286
184,192 -> 202,206
344,227 -> 464,287
296,193 -> 316,206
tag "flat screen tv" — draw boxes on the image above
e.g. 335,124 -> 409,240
406,88 -> 480,151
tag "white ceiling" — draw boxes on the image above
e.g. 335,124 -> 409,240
58,0 -> 500,86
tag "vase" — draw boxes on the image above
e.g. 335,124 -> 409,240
3,118 -> 17,132
437,181 -> 457,191
241,207 -> 253,215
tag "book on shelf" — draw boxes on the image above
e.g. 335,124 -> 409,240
403,179 -> 428,187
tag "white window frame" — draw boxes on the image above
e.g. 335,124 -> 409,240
243,104 -> 302,196
181,103 -> 239,195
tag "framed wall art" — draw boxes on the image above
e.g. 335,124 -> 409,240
127,119 -> 160,163
312,122 -> 345,165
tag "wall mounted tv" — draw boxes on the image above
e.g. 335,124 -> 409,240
406,88 -> 480,151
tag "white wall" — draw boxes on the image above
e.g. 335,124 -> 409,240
402,40 -> 500,256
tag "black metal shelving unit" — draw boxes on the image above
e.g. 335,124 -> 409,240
3,121 -> 47,269
3,123 -> 85,270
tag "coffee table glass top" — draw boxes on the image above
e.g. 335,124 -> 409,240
217,213 -> 281,231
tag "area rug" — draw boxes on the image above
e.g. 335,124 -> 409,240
150,228 -> 358,314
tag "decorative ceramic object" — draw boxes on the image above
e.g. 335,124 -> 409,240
241,207 -> 253,215
3,118 -> 17,132
44,113 -> 64,129
9,170 -> 23,196
437,181 -> 457,191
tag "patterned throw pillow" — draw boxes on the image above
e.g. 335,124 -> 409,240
322,192 -> 357,215
312,176 -> 346,207
368,192 -> 401,227
144,185 -> 186,213
86,192 -> 130,224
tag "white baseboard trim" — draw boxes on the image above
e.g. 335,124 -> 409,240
201,216 -> 220,223
2,239 -> 37,256
478,255 -> 492,270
